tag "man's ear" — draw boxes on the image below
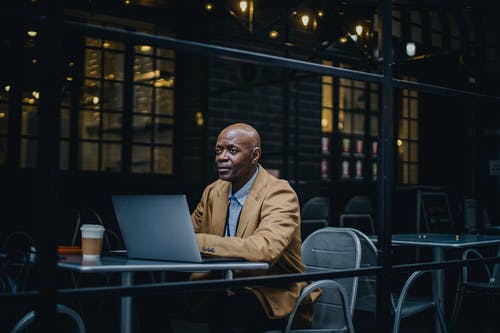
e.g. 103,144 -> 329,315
251,147 -> 261,165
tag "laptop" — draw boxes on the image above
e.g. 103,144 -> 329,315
111,194 -> 240,263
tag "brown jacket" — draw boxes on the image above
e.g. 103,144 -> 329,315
191,165 -> 316,325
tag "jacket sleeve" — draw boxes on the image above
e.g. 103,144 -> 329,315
195,180 -> 300,266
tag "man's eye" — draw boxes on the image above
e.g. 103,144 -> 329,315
230,149 -> 238,154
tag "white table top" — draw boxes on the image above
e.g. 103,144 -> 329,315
370,233 -> 500,248
58,254 -> 269,273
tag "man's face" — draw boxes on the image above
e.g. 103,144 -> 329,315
214,128 -> 256,187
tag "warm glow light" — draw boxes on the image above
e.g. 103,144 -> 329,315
102,41 -> 111,48
32,91 -> 40,99
406,42 -> 416,57
239,0 -> 248,12
27,30 -> 37,37
195,112 -> 204,126
397,139 -> 403,146
268,30 -> 279,39
205,2 -> 213,11
350,34 -> 358,42
93,96 -> 99,104
0,113 -> 5,118
66,76 -> 73,81
301,14 -> 310,27
339,36 -> 348,44
355,25 -> 363,36
32,59 -> 37,64
317,10 -> 324,17
5,85 -> 11,92
140,45 -> 151,52
124,0 -> 131,5
338,122 -> 344,130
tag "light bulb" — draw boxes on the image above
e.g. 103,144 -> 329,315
239,0 -> 248,12
301,14 -> 310,27
355,25 -> 363,36
406,42 -> 416,57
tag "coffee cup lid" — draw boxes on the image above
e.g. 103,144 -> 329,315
80,224 -> 105,231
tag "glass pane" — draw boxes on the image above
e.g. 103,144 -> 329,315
372,162 -> 377,181
21,138 -> 37,168
154,146 -> 172,174
102,143 -> 121,172
343,112 -> 352,133
21,105 -> 38,136
85,48 -> 101,79
402,98 -> 408,117
370,116 -> 378,136
410,120 -> 418,138
322,84 -> 333,108
135,85 -> 153,114
322,75 -> 333,84
102,40 -> 124,51
79,141 -> 99,171
410,99 -> 418,117
133,115 -> 152,143
399,120 -> 408,139
85,37 -> 101,48
60,108 -> 70,139
339,87 -> 346,109
353,113 -> 365,135
102,112 -> 122,141
341,160 -> 350,179
370,92 -> 378,110
321,159 -> 329,181
321,108 -> 333,133
353,89 -> 365,109
104,51 -> 124,81
157,48 -> 175,58
410,142 -> 419,162
155,118 -> 173,144
155,88 -> 174,116
132,144 -> 150,173
402,163 -> 409,184
79,110 -> 100,140
354,80 -> 364,88
409,163 -> 418,184
81,79 -> 101,109
0,137 -> 7,165
135,44 -> 154,55
158,59 -> 175,74
60,140 -> 69,170
0,104 -> 8,134
134,55 -> 155,83
342,138 -> 351,154
355,160 -> 363,179
102,81 -> 123,111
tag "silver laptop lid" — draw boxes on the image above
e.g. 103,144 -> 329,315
111,194 -> 203,262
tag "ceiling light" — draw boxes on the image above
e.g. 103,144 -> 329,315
301,14 -> 310,27
269,30 -> 279,39
239,0 -> 248,12
27,30 -> 37,37
317,10 -> 324,17
406,42 -> 416,57
339,36 -> 348,44
355,25 -> 363,36
205,2 -> 214,11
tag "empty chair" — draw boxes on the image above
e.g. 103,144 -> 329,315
350,229 -> 447,333
451,247 -> 500,330
10,304 -> 86,333
265,227 -> 361,332
339,196 -> 375,235
300,196 -> 330,240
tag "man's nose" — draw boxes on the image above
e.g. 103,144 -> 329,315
217,150 -> 229,160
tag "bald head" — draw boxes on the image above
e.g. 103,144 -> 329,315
218,123 -> 261,150
215,123 -> 262,192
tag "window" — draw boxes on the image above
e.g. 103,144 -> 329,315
321,61 -> 379,182
398,77 -> 419,184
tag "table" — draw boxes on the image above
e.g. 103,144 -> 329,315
58,255 -> 269,333
372,233 -> 500,333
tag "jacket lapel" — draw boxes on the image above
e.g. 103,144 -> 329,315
213,182 -> 231,236
236,166 -> 267,237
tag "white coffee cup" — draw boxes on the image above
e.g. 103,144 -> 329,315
80,224 -> 105,261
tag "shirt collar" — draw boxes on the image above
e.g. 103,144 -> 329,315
230,166 -> 259,203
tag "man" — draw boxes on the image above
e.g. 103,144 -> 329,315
189,122 -> 316,332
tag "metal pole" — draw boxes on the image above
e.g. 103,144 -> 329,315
376,0 -> 394,332
34,0 -> 63,330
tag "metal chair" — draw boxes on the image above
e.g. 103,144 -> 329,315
451,247 -> 500,330
339,196 -> 375,235
266,227 -> 361,332
10,304 -> 86,333
351,229 -> 448,333
300,196 -> 330,240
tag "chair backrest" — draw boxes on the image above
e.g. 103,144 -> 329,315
301,227 -> 361,329
301,196 -> 330,220
349,229 -> 381,312
340,196 -> 375,235
344,196 -> 372,214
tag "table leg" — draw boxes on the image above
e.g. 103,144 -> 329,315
121,272 -> 134,333
433,248 -> 444,333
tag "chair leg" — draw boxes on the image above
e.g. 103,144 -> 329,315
450,287 -> 464,332
435,302 -> 448,333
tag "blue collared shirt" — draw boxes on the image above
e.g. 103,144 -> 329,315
225,167 -> 259,237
